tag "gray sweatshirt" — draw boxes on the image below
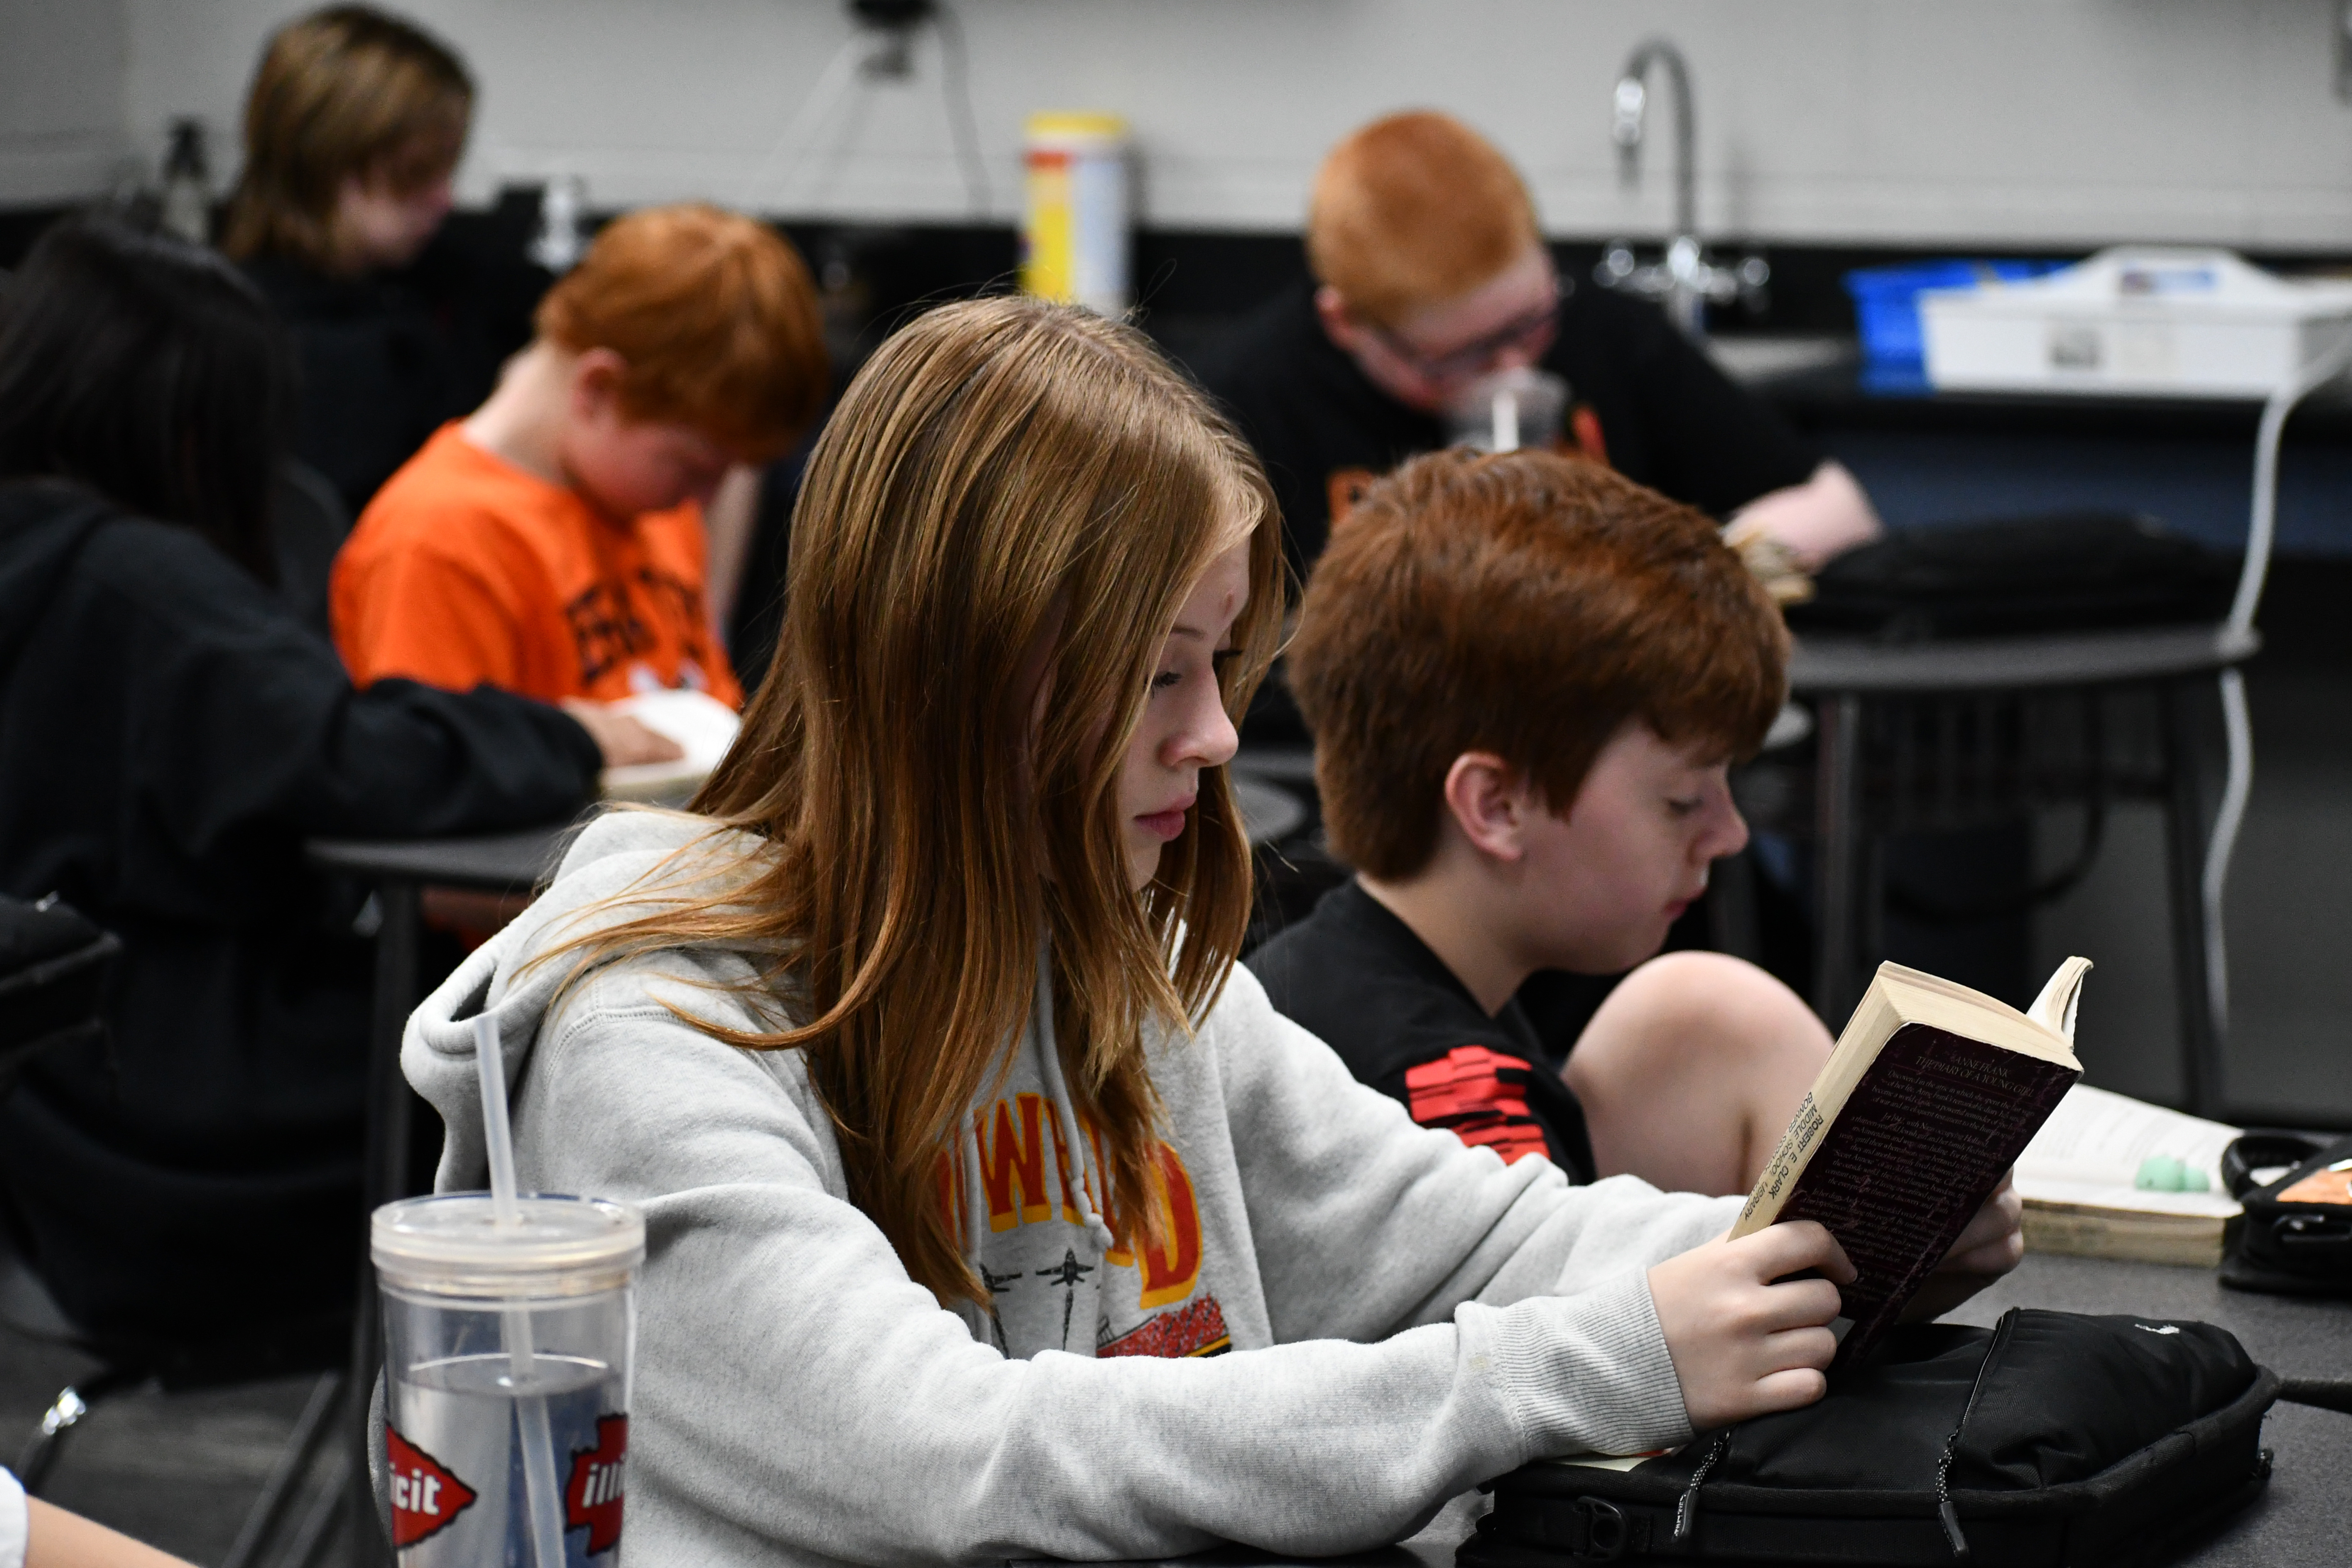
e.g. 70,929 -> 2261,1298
405,811 -> 1742,1567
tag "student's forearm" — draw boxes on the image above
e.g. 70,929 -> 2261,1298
1726,460 -> 1882,569
504,1019 -> 1687,1559
26,1499 -> 196,1568
1206,976 -> 1737,1335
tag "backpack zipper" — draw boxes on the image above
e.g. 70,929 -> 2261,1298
1933,1309 -> 2019,1561
1671,1430 -> 1733,1544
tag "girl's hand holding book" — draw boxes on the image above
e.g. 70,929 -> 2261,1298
1648,1220 -> 1857,1430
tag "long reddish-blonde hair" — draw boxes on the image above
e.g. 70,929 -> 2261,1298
542,297 -> 1284,1305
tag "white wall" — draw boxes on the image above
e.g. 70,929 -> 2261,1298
21,0 -> 2352,248
0,0 -> 128,203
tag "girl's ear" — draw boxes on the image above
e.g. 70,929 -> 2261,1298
1441,750 -> 1529,864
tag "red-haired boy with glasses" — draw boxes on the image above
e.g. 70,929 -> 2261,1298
1202,112 -> 1879,594
1248,449 -> 2021,1323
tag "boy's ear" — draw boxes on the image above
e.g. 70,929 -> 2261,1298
567,346 -> 630,424
1313,285 -> 1370,354
1441,751 -> 1532,865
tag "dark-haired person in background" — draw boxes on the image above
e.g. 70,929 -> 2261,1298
223,5 -> 544,519
0,217 -> 670,1349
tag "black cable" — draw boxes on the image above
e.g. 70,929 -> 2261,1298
2278,1378 -> 2352,1417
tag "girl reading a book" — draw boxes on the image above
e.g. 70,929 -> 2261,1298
403,298 -> 2014,1564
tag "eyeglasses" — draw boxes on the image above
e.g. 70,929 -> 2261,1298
1369,281 -> 1564,388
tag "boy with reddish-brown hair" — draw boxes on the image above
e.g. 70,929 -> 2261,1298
1251,449 -> 2006,1277
332,201 -> 828,709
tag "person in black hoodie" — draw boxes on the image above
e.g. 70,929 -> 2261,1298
222,6 -> 544,519
0,216 -> 660,1350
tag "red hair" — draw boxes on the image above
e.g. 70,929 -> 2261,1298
1307,112 -> 1540,327
535,203 -> 828,463
1290,449 -> 1788,879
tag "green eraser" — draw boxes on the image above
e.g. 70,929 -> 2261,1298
2135,1155 -> 2186,1192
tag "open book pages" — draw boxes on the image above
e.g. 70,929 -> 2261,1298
1541,1451 -> 1674,1472
600,689 -> 743,803
1731,958 -> 2087,1365
2014,1084 -> 2241,1266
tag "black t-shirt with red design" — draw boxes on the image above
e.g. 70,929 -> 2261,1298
1246,880 -> 1597,1181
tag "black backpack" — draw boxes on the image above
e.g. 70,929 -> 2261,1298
2219,1131 -> 2352,1297
1783,513 -> 2236,643
1462,1308 -> 2349,1568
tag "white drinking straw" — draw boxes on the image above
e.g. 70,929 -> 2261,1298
1492,387 -> 1521,453
474,1013 -> 569,1568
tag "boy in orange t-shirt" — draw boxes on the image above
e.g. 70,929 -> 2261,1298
334,203 -> 828,708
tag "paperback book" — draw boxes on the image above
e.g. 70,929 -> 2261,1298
1731,957 -> 2090,1364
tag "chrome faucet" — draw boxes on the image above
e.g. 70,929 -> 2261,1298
1595,37 -> 1768,338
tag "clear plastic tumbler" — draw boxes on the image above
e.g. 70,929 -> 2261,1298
373,1193 -> 644,1566
1442,365 -> 1569,454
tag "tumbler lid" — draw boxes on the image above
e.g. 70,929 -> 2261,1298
373,1193 -> 644,1298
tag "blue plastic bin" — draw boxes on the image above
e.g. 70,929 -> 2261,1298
1844,260 -> 2067,371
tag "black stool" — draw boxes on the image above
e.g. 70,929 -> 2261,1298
1777,626 -> 2251,1113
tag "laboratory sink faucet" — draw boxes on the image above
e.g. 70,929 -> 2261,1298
1596,37 -> 1768,338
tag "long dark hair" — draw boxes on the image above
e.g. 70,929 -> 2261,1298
0,215 -> 292,583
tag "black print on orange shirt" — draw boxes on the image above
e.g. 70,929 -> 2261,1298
562,581 -> 653,685
564,1412 -> 629,1556
633,567 -> 709,656
387,1426 -> 479,1549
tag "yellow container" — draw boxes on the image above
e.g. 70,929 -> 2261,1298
1022,111 -> 1130,316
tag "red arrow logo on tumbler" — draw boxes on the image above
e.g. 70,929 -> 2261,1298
564,1413 -> 629,1556
386,1426 -> 479,1548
